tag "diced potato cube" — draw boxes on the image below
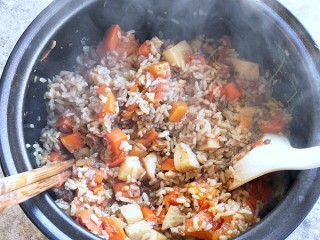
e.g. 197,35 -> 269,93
230,58 -> 259,80
162,206 -> 185,230
174,143 -> 200,172
120,203 -> 143,224
146,229 -> 168,240
109,216 -> 127,229
197,138 -> 220,151
239,106 -> 256,129
118,156 -> 145,182
125,220 -> 151,239
190,38 -> 202,50
163,40 -> 192,68
141,152 -> 157,179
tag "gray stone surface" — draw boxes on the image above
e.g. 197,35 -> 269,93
0,0 -> 319,239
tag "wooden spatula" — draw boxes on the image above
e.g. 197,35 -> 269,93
228,134 -> 320,190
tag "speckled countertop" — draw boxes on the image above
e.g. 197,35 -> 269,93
0,1 -> 320,239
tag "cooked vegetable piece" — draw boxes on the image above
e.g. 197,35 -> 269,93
125,220 -> 152,239
239,107 -> 256,129
103,24 -> 121,52
148,62 -> 171,78
163,188 -> 180,209
105,128 -> 128,155
198,200 -> 211,212
99,90 -> 116,116
60,133 -> 84,153
161,158 -> 176,171
128,84 -> 139,92
161,206 -> 185,230
138,41 -> 151,56
139,128 -> 159,147
92,185 -> 104,195
141,152 -> 157,179
145,229 -> 168,240
230,58 -> 260,80
197,138 -> 220,151
217,35 -> 232,62
187,182 -> 219,202
102,216 -> 126,240
224,82 -> 242,101
174,143 -> 200,172
118,156 -> 145,181
141,206 -> 157,222
157,209 -> 166,225
107,151 -> 127,167
96,84 -> 108,95
120,203 -> 144,224
99,24 -> 138,57
184,211 -> 220,240
113,182 -> 140,199
94,169 -> 104,183
153,82 -> 169,102
259,113 -> 286,133
117,34 -> 138,55
78,208 -> 101,234
121,104 -> 136,119
169,101 -> 188,122
185,54 -> 206,65
129,144 -> 148,159
49,152 -> 65,162
110,216 -> 127,229
190,38 -> 202,50
163,40 -> 192,68
56,116 -> 74,133
208,84 -> 226,102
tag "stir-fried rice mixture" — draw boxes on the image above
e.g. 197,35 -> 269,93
36,25 -> 290,239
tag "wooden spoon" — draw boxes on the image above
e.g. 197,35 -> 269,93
228,134 -> 320,190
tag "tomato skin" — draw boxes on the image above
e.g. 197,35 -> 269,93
60,133 -> 84,153
107,151 -> 127,167
185,54 -> 207,65
148,62 -> 171,79
105,128 -> 128,155
138,41 -> 151,56
56,116 -> 74,133
102,217 -> 126,240
260,113 -> 286,133
103,24 -> 121,52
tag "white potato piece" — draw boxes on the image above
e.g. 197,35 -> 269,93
118,156 -> 145,182
197,138 -> 220,151
190,38 -> 202,50
125,220 -> 151,239
141,152 -> 157,179
119,203 -> 143,224
163,40 -> 192,68
109,216 -> 127,229
174,142 -> 200,172
230,58 -> 260,80
239,106 -> 256,129
162,206 -> 185,230
146,229 -> 168,240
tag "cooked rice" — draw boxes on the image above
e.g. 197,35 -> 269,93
35,27 -> 290,240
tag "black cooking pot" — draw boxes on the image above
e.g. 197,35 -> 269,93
1,0 -> 320,239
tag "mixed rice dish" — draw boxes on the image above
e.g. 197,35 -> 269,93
36,24 -> 289,239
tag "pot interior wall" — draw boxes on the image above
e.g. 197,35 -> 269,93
21,0 -> 316,238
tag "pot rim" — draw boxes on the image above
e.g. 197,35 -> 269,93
1,0 -> 320,239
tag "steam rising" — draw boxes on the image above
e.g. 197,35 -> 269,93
88,0 -> 314,146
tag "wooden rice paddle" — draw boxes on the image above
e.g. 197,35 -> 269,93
0,159 -> 75,212
228,134 -> 320,190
